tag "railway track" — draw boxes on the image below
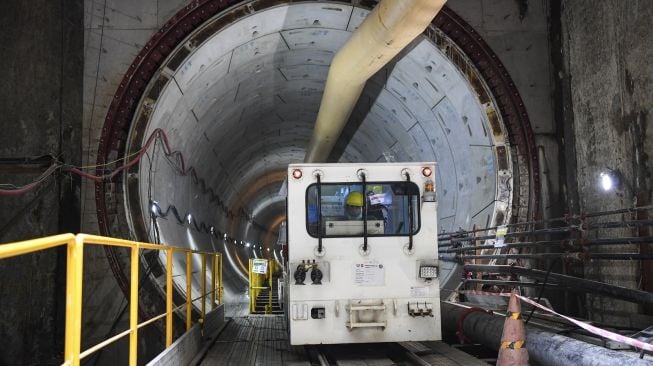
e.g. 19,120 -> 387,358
305,341 -> 489,366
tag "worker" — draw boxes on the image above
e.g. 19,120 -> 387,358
344,191 -> 386,223
344,191 -> 364,220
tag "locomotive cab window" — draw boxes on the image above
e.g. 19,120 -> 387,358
306,182 -> 420,237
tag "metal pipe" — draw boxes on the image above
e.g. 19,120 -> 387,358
440,240 -> 562,253
587,219 -> 653,229
588,236 -> 653,245
304,0 -> 445,162
440,238 -> 652,253
438,205 -> 653,238
439,227 -> 577,246
439,216 -> 568,239
585,205 -> 653,218
441,302 -> 651,366
464,264 -> 653,305
443,253 -> 653,262
442,253 -> 575,261
462,279 -> 560,288
440,235 -> 653,249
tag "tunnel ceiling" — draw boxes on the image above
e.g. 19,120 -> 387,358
95,0 -> 539,298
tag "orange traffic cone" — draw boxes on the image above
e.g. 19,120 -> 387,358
497,291 -> 529,366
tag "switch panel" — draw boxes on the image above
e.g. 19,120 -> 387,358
311,306 -> 326,319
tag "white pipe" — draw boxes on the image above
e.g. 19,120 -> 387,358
304,0 -> 446,163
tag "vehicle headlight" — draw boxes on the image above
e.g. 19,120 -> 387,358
419,266 -> 438,279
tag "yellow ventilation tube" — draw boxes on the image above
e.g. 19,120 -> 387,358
304,0 -> 446,163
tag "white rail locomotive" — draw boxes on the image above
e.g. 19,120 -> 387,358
285,162 -> 441,345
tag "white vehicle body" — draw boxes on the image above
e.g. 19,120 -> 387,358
286,162 -> 441,345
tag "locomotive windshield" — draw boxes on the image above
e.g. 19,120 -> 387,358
305,182 -> 420,237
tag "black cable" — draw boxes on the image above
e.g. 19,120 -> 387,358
406,172 -> 413,251
524,257 -> 561,325
362,173 -> 368,253
316,173 -> 323,254
146,140 -> 156,241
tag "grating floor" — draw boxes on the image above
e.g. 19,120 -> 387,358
200,315 -> 309,365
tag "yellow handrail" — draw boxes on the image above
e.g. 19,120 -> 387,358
0,233 -> 223,366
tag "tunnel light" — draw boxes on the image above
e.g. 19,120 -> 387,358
223,233 -> 227,239
209,226 -> 215,235
150,201 -> 160,215
245,242 -> 250,247
292,168 -> 303,180
422,167 -> 433,177
186,213 -> 192,224
600,172 -> 613,191
267,248 -> 270,252
599,170 -> 620,191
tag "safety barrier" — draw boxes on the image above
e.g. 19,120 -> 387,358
0,233 -> 223,366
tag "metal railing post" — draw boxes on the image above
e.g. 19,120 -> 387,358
166,248 -> 173,347
201,253 -> 206,324
186,251 -> 192,331
129,244 -> 140,365
219,254 -> 223,304
268,260 -> 272,314
211,254 -> 217,309
64,235 -> 84,366
249,259 -> 254,313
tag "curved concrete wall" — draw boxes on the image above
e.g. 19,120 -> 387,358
128,2 -> 513,302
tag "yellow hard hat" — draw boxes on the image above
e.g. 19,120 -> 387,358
345,191 -> 364,207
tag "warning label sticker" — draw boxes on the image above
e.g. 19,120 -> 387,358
252,259 -> 268,274
410,286 -> 430,298
353,260 -> 385,286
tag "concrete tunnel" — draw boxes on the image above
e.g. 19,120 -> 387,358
93,0 -> 534,321
6,0 -> 653,364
